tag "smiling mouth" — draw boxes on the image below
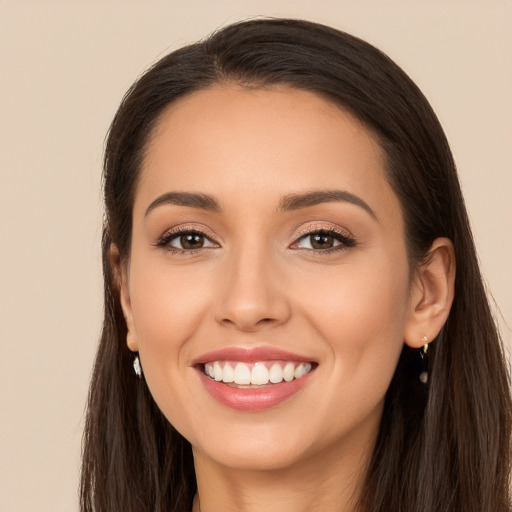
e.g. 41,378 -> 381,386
202,360 -> 315,387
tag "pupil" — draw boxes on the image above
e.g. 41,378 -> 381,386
311,234 -> 333,249
181,233 -> 203,249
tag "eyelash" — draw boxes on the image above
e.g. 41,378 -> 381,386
156,228 -> 217,255
292,226 -> 356,253
155,226 -> 356,255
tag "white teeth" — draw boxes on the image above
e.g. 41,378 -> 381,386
283,362 -> 295,382
296,363 -> 313,379
222,363 -> 234,383
294,363 -> 312,378
251,363 -> 270,385
213,362 -> 223,381
233,362 -> 251,385
269,363 -> 283,383
204,361 -> 313,386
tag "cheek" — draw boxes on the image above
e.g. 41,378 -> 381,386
288,258 -> 410,441
126,257 -> 217,437
130,256 -> 212,344
127,254 -> 215,403
301,259 -> 408,327
296,254 -> 410,381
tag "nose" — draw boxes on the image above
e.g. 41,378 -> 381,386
213,243 -> 292,333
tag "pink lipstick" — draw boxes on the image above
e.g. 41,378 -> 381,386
193,347 -> 316,411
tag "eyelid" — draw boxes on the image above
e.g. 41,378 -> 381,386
159,223 -> 219,240
155,224 -> 220,251
293,223 -> 353,240
290,223 -> 356,251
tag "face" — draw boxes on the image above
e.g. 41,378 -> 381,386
120,86 -> 416,472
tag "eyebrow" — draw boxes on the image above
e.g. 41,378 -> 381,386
278,190 -> 377,220
144,189 -> 377,220
145,192 -> 221,216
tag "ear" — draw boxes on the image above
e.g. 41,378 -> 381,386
109,244 -> 139,352
404,237 -> 456,349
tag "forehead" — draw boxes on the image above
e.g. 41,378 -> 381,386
136,86 -> 400,222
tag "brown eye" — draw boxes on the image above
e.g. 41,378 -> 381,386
158,229 -> 217,252
179,233 -> 205,250
310,233 -> 336,249
293,228 -> 355,252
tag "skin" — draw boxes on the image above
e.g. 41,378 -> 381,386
117,86 -> 455,512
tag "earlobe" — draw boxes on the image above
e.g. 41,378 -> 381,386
109,244 -> 139,352
404,237 -> 456,349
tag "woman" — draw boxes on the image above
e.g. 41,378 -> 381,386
80,18 -> 511,512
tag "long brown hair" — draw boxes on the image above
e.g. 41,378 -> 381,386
81,18 -> 511,512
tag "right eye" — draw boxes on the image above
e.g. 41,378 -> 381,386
157,229 -> 217,253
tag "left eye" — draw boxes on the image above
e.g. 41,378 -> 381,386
161,231 -> 217,251
293,230 -> 353,250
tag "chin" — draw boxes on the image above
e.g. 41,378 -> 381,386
194,434 -> 312,472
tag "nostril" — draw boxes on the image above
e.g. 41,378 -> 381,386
252,317 -> 281,330
219,316 -> 281,332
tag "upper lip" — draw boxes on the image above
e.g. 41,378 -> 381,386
191,346 -> 316,366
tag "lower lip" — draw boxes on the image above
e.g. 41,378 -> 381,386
197,368 -> 313,411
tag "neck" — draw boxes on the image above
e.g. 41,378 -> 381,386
192,432 -> 373,512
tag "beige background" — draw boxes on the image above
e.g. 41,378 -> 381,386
0,1 -> 510,511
